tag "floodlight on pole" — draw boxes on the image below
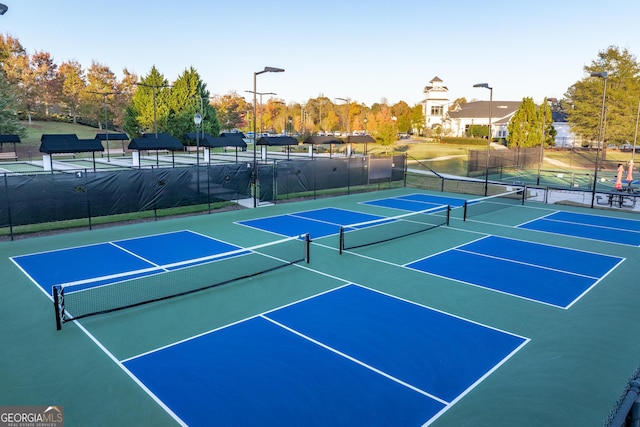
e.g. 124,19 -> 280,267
0,3 -> 7,15
473,83 -> 493,196
252,66 -> 285,208
590,71 -> 608,208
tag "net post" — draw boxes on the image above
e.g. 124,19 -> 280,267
339,227 -> 344,254
446,205 -> 451,226
463,201 -> 468,221
304,233 -> 311,263
521,185 -> 526,205
53,285 -> 62,331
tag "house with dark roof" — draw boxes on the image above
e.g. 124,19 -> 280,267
446,101 -> 521,139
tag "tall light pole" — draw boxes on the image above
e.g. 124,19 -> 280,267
252,66 -> 284,207
590,71 -> 608,208
629,96 -> 640,183
473,83 -> 493,196
89,91 -> 118,161
194,113 -> 202,192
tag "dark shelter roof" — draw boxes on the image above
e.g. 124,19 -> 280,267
303,135 -> 344,145
256,136 -> 299,146
40,134 -> 104,154
95,132 -> 129,141
128,133 -> 184,151
344,135 -> 375,143
204,136 -> 247,148
220,132 -> 246,138
0,134 -> 21,143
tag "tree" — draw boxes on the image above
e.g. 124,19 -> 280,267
166,66 -> 219,142
565,46 -> 640,147
507,97 -> 539,148
0,34 -> 26,66
540,98 -> 555,147
0,71 -> 26,136
58,60 -> 85,124
391,101 -> 412,133
372,105 -> 397,152
112,68 -> 138,129
409,104 -> 425,136
84,61 -> 119,129
125,66 -> 171,136
31,51 -> 59,116
212,91 -> 250,132
2,48 -> 35,123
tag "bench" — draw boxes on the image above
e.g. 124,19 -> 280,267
0,151 -> 18,161
596,191 -> 638,209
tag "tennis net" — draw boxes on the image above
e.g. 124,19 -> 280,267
339,204 -> 450,253
53,234 -> 310,330
463,187 -> 525,221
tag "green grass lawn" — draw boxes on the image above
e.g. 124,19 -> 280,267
21,120 -> 102,145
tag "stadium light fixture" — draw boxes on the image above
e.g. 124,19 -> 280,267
590,71 -> 608,208
252,66 -> 285,208
473,83 -> 493,196
0,4 -> 7,15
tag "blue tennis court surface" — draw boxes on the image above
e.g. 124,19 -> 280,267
362,193 -> 465,212
237,196 -> 462,239
406,235 -> 623,308
237,207 -> 388,238
518,211 -> 640,246
11,230 -> 245,295
123,284 -> 528,426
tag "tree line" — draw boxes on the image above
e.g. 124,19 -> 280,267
0,33 -> 425,147
3,33 -> 638,149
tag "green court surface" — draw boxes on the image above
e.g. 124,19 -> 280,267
1,187 -> 639,426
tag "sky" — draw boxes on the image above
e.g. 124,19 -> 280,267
2,0 -> 640,107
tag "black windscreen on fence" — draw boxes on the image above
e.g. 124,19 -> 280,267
1,163 -> 252,227
0,155 -> 406,233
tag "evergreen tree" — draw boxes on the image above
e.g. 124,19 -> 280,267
507,97 -> 539,148
127,66 -> 171,136
167,67 -> 219,142
565,46 -> 640,146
